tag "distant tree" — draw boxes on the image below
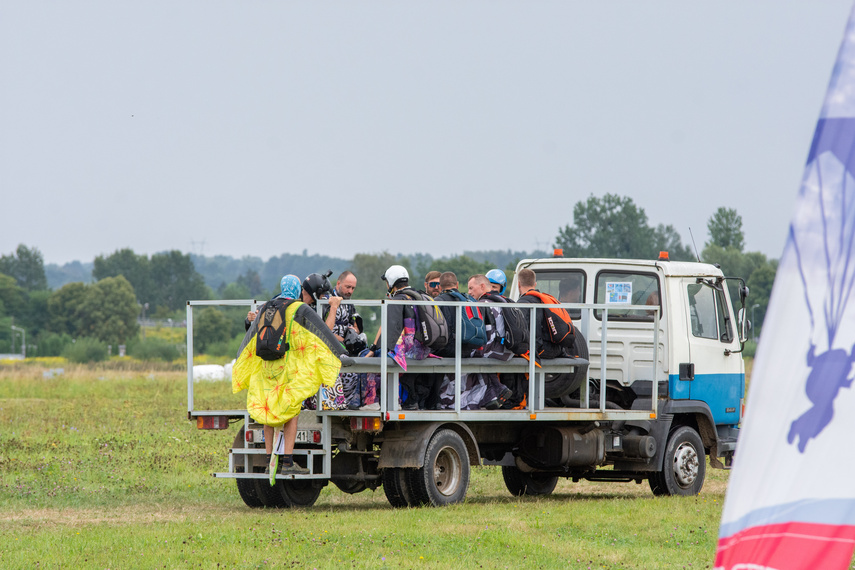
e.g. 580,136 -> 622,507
746,262 -> 777,336
194,307 -> 231,353
707,207 -> 745,251
555,194 -> 693,260
351,252 -> 408,300
0,273 -> 26,319
236,269 -> 264,297
47,282 -> 88,336
221,282 -> 251,300
0,244 -> 48,291
149,251 -> 209,311
93,248 -> 153,303
17,290 -> 51,340
78,276 -> 140,344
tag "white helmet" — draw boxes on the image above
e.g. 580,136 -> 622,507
381,265 -> 409,292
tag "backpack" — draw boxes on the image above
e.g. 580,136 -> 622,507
447,290 -> 487,347
255,297 -> 298,360
397,289 -> 449,350
482,292 -> 530,355
521,290 -> 575,349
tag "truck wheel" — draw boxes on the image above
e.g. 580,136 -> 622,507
233,426 -> 264,508
383,468 -> 415,508
409,429 -> 470,507
278,479 -> 323,507
544,327 -> 589,399
649,426 -> 706,496
253,479 -> 289,508
235,467 -> 264,508
501,466 -> 559,496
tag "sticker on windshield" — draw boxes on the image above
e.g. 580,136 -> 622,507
606,282 -> 632,304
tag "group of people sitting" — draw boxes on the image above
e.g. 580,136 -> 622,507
379,264 -> 575,411
245,265 -> 575,413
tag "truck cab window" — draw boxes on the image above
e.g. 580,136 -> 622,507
594,271 -> 660,321
687,284 -> 718,340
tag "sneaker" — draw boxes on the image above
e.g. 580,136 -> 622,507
268,454 -> 279,486
360,402 -> 380,411
278,461 -> 309,476
401,401 -> 419,411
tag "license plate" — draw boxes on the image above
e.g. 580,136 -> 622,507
295,430 -> 310,443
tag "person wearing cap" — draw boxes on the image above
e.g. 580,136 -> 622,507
424,271 -> 442,299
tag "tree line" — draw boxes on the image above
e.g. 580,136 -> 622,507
0,194 -> 775,360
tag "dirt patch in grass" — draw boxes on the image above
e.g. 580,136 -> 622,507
0,503 -> 236,527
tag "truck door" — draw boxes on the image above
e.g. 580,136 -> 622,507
678,280 -> 744,426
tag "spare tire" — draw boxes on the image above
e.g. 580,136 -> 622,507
544,327 -> 589,398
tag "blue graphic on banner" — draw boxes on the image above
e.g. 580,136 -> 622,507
786,125 -> 855,452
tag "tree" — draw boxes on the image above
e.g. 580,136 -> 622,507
78,276 -> 140,344
194,307 -> 231,353
236,269 -> 264,297
47,282 -> 89,336
0,244 -> 48,291
149,251 -> 209,311
0,273 -> 26,319
93,248 -> 153,304
707,207 -> 745,251
555,194 -> 694,260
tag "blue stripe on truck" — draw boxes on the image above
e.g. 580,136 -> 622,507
669,372 -> 745,426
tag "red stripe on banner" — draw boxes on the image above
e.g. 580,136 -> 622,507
715,522 -> 855,569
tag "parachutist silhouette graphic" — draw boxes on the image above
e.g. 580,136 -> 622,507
787,343 -> 855,452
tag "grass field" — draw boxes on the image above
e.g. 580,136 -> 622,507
0,364 -> 730,569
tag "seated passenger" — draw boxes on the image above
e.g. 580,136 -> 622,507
516,268 -> 566,359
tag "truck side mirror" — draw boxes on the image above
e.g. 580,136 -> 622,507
739,285 -> 749,302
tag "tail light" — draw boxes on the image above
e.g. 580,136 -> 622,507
196,415 -> 228,430
350,417 -> 383,432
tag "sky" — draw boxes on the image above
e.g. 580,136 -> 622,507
2,1 -> 853,266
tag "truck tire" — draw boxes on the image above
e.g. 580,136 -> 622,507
235,467 -> 264,508
383,468 -> 415,508
278,479 -> 323,507
501,466 -> 559,496
233,426 -> 264,508
253,479 -> 290,508
544,327 -> 589,399
649,426 -> 706,496
408,429 -> 470,507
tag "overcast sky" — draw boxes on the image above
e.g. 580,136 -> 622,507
2,1 -> 853,266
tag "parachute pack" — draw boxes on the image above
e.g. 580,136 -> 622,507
397,289 -> 449,350
482,292 -> 530,355
520,290 -> 575,349
255,297 -> 298,360
446,290 -> 487,347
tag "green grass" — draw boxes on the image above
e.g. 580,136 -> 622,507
0,365 -> 728,569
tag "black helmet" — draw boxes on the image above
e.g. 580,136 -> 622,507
302,270 -> 333,302
343,327 -> 367,356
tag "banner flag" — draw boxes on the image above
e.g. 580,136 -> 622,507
715,5 -> 855,569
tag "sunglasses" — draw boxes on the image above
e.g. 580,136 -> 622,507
428,281 -> 441,288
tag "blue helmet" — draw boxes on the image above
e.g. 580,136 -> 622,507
486,269 -> 507,294
280,275 -> 302,300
